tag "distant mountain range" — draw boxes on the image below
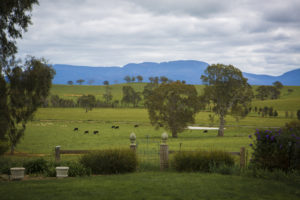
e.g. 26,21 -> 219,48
52,60 -> 300,86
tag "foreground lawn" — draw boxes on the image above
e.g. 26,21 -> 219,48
1,172 -> 299,200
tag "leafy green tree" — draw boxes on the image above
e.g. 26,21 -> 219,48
103,81 -> 113,106
1,0 -> 55,154
201,64 -> 253,137
121,86 -> 141,107
0,0 -> 39,69
77,95 -> 96,112
4,58 -> 55,154
136,75 -> 143,83
145,81 -> 201,138
159,76 -> 169,83
273,81 -> 283,90
76,79 -> 85,85
103,80 -> 109,85
124,75 -> 131,83
131,76 -> 136,82
67,80 -> 73,85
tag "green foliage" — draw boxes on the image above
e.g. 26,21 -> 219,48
250,121 -> 300,171
76,79 -> 85,85
201,64 -> 253,136
0,141 -> 9,155
121,86 -> 141,107
256,85 -> 281,100
145,81 -> 201,138
45,161 -> 91,177
80,149 -> 138,174
2,57 -> 55,154
297,110 -> 300,120
171,150 -> 234,172
0,0 -> 39,67
23,158 -> 48,174
77,94 -> 96,112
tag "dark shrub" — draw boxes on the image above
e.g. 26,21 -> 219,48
0,141 -> 9,156
80,149 -> 137,174
67,162 -> 91,177
23,158 -> 48,174
45,161 -> 91,177
250,120 -> 300,171
171,150 -> 234,172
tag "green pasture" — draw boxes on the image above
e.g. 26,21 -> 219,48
10,107 -> 296,158
50,84 -> 300,112
1,172 -> 299,200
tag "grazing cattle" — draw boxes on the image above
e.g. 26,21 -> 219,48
74,128 -> 78,131
203,130 -> 208,133
111,125 -> 115,128
115,126 -> 119,129
134,124 -> 139,128
93,130 -> 99,134
84,130 -> 89,134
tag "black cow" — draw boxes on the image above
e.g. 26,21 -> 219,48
93,130 -> 99,134
134,124 -> 139,128
203,130 -> 208,133
115,126 -> 119,129
84,130 -> 89,134
111,125 -> 115,128
74,128 -> 78,131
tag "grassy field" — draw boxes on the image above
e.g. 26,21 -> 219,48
10,83 -> 300,157
50,84 -> 300,111
1,172 -> 299,200
1,84 -> 300,200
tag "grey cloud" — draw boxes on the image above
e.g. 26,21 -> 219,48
15,0 -> 300,76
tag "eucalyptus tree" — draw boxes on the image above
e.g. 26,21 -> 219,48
201,64 -> 253,137
1,0 -> 55,154
145,81 -> 201,138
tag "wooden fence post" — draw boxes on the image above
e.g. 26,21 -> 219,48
240,147 -> 246,168
160,133 -> 169,170
55,146 -> 61,163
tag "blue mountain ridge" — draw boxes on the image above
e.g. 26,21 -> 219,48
52,60 -> 300,86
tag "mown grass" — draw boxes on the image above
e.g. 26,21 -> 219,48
0,172 -> 299,200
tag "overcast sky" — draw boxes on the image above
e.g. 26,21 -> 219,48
16,0 -> 300,75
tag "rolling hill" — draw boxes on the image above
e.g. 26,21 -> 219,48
52,60 -> 300,86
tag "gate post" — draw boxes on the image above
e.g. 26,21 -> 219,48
130,133 -> 136,153
240,147 -> 246,168
160,133 -> 169,170
55,146 -> 61,163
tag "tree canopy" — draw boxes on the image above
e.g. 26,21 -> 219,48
145,81 -> 201,138
2,57 -> 55,153
0,0 -> 39,69
201,64 -> 253,137
1,0 -> 55,154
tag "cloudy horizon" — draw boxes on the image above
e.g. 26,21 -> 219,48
16,0 -> 300,76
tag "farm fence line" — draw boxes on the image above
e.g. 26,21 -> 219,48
54,134 -> 248,170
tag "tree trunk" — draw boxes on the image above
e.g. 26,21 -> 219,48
218,115 -> 225,137
10,145 -> 15,155
172,129 -> 178,138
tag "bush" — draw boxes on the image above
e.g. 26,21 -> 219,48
67,162 -> 91,177
0,141 -> 9,156
23,158 -> 48,174
80,149 -> 137,174
249,120 -> 300,171
45,161 -> 91,177
171,150 -> 234,172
